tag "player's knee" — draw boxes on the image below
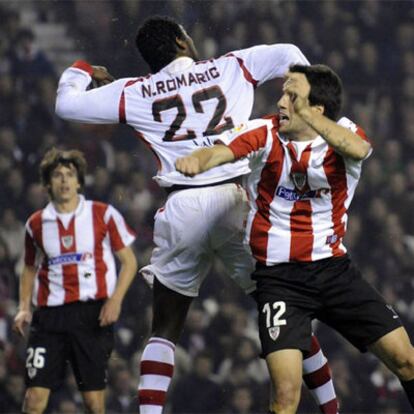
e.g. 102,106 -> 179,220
83,397 -> 104,414
272,381 -> 301,413
22,389 -> 49,414
391,349 -> 414,381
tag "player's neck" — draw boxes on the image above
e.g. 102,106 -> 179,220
288,129 -> 319,142
53,195 -> 80,214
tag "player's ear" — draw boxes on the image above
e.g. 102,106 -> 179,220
313,105 -> 324,116
175,37 -> 187,51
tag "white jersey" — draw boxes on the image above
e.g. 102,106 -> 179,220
222,116 -> 371,265
56,45 -> 309,187
24,196 -> 135,307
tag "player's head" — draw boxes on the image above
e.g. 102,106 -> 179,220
40,148 -> 87,201
136,16 -> 199,73
278,64 -> 343,136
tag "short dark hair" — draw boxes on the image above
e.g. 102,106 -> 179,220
136,16 -> 185,73
40,148 -> 87,195
289,64 -> 343,120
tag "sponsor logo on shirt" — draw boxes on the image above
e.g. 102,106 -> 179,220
48,252 -> 93,266
276,186 -> 329,201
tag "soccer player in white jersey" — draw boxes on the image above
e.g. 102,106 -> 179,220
176,63 -> 414,414
13,148 -> 137,414
55,16 -> 338,413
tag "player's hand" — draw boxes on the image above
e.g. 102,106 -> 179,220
175,156 -> 201,176
13,310 -> 32,337
99,297 -> 122,326
283,72 -> 311,114
92,65 -> 115,86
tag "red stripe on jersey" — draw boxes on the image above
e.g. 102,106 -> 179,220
228,125 -> 268,159
323,148 -> 347,257
29,211 -> 49,306
226,53 -> 258,87
356,125 -> 371,144
249,128 -> 285,262
57,217 -> 80,303
107,217 -> 125,251
93,202 -> 108,299
119,79 -> 139,123
141,361 -> 174,377
71,60 -> 93,76
138,389 -> 166,406
24,232 -> 36,266
303,362 -> 331,389
290,146 -> 313,261
135,131 -> 162,171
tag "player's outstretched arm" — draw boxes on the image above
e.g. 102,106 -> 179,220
175,145 -> 235,176
55,60 -> 131,124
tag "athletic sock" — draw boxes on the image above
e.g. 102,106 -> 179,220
138,337 -> 175,414
302,335 -> 339,414
401,378 -> 414,408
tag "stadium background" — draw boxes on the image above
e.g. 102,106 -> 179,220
0,0 -> 413,412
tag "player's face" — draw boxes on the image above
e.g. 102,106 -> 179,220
277,93 -> 308,136
49,163 -> 80,203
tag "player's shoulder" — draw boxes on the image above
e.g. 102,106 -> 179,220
25,209 -> 44,233
338,116 -> 370,143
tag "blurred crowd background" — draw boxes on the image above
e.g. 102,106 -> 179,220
0,1 -> 413,413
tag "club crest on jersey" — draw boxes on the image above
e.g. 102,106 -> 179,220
268,326 -> 280,341
291,172 -> 307,192
28,367 -> 37,379
61,235 -> 73,249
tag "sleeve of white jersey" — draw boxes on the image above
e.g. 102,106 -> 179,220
230,44 -> 310,86
55,61 -> 133,124
104,205 -> 136,251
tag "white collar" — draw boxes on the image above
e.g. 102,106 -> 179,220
160,57 -> 194,75
43,195 -> 85,220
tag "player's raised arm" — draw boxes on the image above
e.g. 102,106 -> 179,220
175,145 -> 235,176
284,68 -> 371,161
55,60 -> 131,124
230,43 -> 309,86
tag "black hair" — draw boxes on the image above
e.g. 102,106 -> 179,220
136,16 -> 185,73
289,64 -> 343,120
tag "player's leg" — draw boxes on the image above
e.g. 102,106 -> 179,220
22,387 -> 50,414
368,327 -> 414,408
267,349 -> 303,414
302,334 -> 339,414
138,279 -> 193,413
23,308 -> 67,414
138,188 -> 213,414
68,301 -> 114,413
81,390 -> 106,413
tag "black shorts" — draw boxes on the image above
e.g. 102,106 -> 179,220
253,255 -> 402,357
25,300 -> 114,391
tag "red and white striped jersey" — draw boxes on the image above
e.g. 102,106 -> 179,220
24,196 -> 136,307
56,44 -> 309,187
222,115 -> 371,265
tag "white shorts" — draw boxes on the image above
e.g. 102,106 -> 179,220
140,183 -> 256,297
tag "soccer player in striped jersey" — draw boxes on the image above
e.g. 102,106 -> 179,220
55,16 -> 338,413
176,63 -> 414,414
13,148 -> 137,414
